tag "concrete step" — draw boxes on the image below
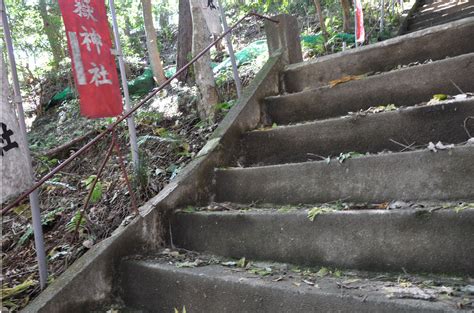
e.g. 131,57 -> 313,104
266,53 -> 474,125
282,17 -> 474,92
409,1 -> 474,21
408,10 -> 474,32
171,205 -> 474,275
215,145 -> 474,204
243,98 -> 474,166
120,251 -> 473,312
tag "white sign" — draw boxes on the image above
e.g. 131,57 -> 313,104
0,51 -> 32,203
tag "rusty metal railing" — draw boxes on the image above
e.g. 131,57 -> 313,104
2,12 -> 278,215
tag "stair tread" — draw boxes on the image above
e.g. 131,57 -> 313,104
265,53 -> 474,124
243,98 -> 474,166
282,17 -> 474,92
122,250 -> 473,312
216,145 -> 474,204
172,203 -> 474,275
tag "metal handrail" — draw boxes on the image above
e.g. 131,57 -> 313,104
1,12 -> 278,214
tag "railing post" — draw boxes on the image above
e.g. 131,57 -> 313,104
264,14 -> 302,65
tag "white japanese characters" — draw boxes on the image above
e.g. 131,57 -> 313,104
80,26 -> 103,54
73,0 -> 97,21
88,63 -> 112,86
69,0 -> 113,88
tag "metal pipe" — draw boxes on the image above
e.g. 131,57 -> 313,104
112,130 -> 137,214
1,0 -> 48,289
2,12 -> 278,215
108,0 -> 140,173
217,0 -> 242,98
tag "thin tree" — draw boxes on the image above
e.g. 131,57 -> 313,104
141,0 -> 166,85
189,0 -> 219,121
38,0 -> 63,68
313,0 -> 328,43
176,0 -> 193,82
341,0 -> 352,33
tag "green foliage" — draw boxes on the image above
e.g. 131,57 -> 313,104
18,207 -> 65,246
307,207 -> 335,221
336,151 -> 364,163
135,110 -> 163,125
66,210 -> 86,233
215,100 -> 235,112
174,306 -> 187,313
82,175 -> 103,204
432,94 -> 448,101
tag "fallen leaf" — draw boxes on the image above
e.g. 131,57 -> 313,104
82,240 -> 93,249
384,286 -> 436,301
329,75 -> 365,87
432,94 -> 448,101
272,276 -> 284,282
303,279 -> 315,286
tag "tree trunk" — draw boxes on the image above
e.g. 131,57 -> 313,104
141,0 -> 166,85
313,0 -> 328,43
38,0 -> 63,68
341,0 -> 352,33
176,0 -> 193,82
189,0 -> 219,122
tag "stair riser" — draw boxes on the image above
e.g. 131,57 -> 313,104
267,53 -> 474,125
243,100 -> 474,166
283,18 -> 474,92
172,210 -> 474,275
121,261 -> 453,312
216,146 -> 474,204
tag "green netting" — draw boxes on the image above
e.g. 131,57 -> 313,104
330,32 -> 355,43
301,34 -> 325,45
46,86 -> 75,109
165,67 -> 176,78
127,68 -> 155,96
213,39 -> 268,74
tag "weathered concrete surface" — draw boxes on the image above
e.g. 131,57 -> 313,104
405,1 -> 474,33
410,10 -> 474,33
264,14 -> 302,65
267,53 -> 474,124
216,146 -> 474,204
21,210 -> 162,313
243,99 -> 474,165
283,17 -> 474,92
22,54 -> 285,313
121,260 -> 460,312
172,208 -> 474,275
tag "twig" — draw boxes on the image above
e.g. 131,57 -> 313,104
450,79 -> 464,94
463,116 -> 473,138
307,153 -> 329,160
42,129 -> 99,158
389,139 -> 416,152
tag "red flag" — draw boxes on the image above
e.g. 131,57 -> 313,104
59,0 -> 123,118
355,0 -> 365,43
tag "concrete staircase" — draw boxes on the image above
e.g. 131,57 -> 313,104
115,16 -> 474,313
402,0 -> 474,33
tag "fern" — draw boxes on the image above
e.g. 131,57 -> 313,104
66,210 -> 86,233
17,207 -> 65,246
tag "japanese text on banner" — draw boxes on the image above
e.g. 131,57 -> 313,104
59,0 -> 123,118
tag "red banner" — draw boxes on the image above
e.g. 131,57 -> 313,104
355,0 -> 365,43
59,0 -> 123,118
